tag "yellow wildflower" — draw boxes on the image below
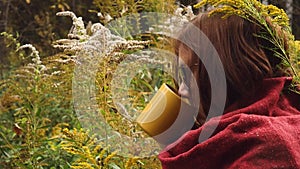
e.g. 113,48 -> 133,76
194,0 -> 299,86
103,151 -> 117,165
71,162 -> 94,169
125,157 -> 136,169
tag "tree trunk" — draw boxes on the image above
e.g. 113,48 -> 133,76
286,0 -> 293,27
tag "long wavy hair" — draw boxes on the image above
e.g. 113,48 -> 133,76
175,13 -> 288,118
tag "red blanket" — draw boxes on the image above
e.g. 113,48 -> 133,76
158,77 -> 300,169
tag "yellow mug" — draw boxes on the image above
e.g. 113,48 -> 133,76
136,83 -> 196,145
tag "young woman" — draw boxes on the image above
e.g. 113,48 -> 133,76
158,7 -> 300,169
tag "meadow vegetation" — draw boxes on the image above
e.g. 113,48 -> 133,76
0,0 -> 181,168
0,1 -> 299,168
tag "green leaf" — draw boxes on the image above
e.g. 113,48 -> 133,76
108,163 -> 121,169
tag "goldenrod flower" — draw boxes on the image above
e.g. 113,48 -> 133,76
103,151 -> 117,165
194,0 -> 299,89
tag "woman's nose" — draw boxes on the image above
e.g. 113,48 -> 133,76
178,83 -> 190,98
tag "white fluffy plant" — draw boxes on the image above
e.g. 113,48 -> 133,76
53,7 -> 196,57
53,11 -> 150,58
53,8 -> 199,142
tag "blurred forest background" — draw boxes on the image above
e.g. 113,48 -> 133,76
0,0 -> 299,72
0,0 -> 299,168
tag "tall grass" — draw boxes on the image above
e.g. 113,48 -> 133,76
0,2 -> 186,167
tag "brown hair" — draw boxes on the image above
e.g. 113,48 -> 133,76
175,13 -> 287,116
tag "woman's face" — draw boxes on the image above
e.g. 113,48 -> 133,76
177,44 -> 198,100
177,44 -> 206,126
